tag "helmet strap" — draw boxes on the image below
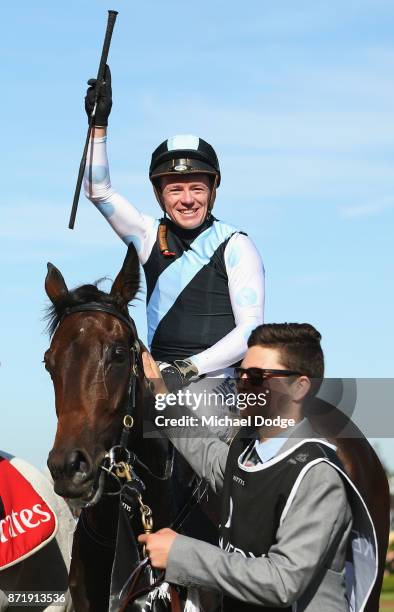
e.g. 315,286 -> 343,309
153,184 -> 166,212
207,174 -> 218,214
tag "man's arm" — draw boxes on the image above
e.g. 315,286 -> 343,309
165,462 -> 352,607
83,129 -> 158,264
143,352 -> 229,493
83,65 -> 157,265
159,421 -> 229,494
190,233 -> 264,375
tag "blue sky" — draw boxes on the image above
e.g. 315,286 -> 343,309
2,0 -> 393,469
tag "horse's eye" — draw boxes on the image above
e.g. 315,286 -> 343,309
112,346 -> 128,364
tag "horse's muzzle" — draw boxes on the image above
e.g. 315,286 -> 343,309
47,447 -> 95,498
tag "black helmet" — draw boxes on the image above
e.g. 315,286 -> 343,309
149,134 -> 221,188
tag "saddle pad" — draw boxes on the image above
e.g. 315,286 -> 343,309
0,456 -> 57,570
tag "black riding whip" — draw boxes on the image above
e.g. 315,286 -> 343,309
68,10 -> 118,230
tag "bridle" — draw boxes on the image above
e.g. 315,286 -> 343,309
58,302 -> 173,509
56,301 -> 206,553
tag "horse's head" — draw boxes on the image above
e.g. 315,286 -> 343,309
45,245 -> 141,503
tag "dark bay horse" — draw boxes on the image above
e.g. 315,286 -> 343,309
43,244 -> 389,611
44,245 -> 176,611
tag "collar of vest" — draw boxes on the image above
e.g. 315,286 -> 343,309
237,438 -> 337,473
163,215 -> 215,241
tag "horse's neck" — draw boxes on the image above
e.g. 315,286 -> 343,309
83,496 -> 119,545
130,400 -> 176,527
129,387 -> 171,479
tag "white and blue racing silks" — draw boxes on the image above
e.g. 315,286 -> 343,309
84,135 -> 265,375
147,220 -> 237,347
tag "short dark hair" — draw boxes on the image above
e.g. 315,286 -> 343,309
248,323 -> 324,395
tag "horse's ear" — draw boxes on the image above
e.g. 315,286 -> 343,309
45,263 -> 69,304
110,244 -> 140,305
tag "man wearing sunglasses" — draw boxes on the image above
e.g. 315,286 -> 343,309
140,323 -> 377,612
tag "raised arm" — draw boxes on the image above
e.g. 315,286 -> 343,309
83,67 -> 158,265
190,233 -> 265,375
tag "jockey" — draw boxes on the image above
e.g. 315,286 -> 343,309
83,66 -> 264,384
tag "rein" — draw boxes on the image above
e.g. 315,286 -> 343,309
61,301 -> 142,448
59,302 -> 206,560
60,301 -> 173,484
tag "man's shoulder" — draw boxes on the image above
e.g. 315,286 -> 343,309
211,219 -> 261,257
212,217 -> 246,236
274,436 -> 347,491
302,456 -> 347,486
281,453 -> 350,525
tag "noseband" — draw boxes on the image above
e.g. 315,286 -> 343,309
58,302 -> 206,554
59,302 -> 173,507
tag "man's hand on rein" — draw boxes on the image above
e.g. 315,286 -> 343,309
138,528 -> 178,569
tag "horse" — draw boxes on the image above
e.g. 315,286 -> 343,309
43,244 -> 389,611
44,244 -> 177,611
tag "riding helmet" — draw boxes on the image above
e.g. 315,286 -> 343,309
150,134 -> 221,186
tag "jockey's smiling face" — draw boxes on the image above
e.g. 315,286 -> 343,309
160,174 -> 211,229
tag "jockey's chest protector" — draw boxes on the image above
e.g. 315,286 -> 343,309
145,216 -> 245,362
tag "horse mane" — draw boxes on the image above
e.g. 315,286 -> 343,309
44,279 -> 134,338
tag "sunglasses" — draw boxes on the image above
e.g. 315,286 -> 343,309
234,367 -> 302,386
